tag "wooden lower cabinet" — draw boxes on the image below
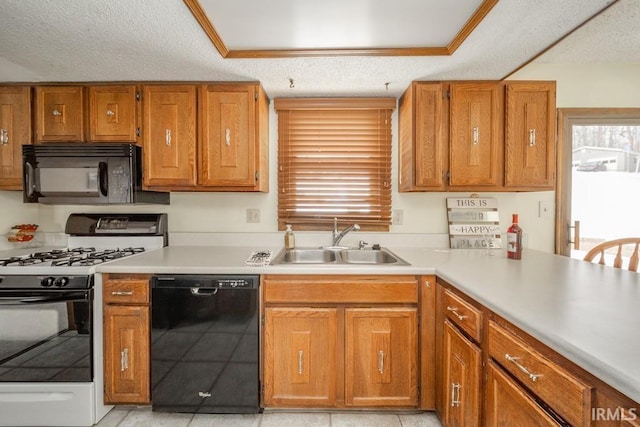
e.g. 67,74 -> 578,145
442,320 -> 481,427
486,361 -> 560,426
103,274 -> 150,404
262,274 -> 421,409
103,305 -> 150,404
263,307 -> 338,406
345,308 -> 418,407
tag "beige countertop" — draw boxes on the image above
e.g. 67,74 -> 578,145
95,245 -> 640,404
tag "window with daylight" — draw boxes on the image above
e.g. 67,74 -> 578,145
274,98 -> 395,231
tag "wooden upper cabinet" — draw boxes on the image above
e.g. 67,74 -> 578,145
399,82 -> 446,191
449,82 -> 502,187
199,83 -> 268,190
88,85 -> 138,142
142,85 -> 197,187
505,82 -> 556,189
0,86 -> 31,190
35,86 -> 84,141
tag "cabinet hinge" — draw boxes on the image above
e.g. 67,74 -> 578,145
136,91 -> 141,101
136,127 -> 141,137
254,92 -> 258,101
255,171 -> 259,181
446,90 -> 451,99
261,314 -> 265,326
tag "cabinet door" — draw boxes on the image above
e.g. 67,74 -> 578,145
0,86 -> 31,189
449,83 -> 501,187
142,85 -> 197,187
103,305 -> 150,404
442,321 -> 481,427
263,307 -> 338,407
199,84 -> 256,187
35,86 -> 84,141
345,308 -> 418,407
399,82 -> 446,191
88,85 -> 137,142
485,361 -> 560,426
505,82 -> 556,189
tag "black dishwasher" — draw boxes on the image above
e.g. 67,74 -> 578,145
151,275 -> 260,414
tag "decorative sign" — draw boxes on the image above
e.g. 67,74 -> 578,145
447,197 -> 501,249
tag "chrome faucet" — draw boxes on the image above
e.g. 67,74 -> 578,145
332,217 -> 360,247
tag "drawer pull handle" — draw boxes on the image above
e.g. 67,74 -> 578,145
450,382 -> 461,407
111,291 -> 134,296
446,306 -> 468,321
298,350 -> 304,375
505,353 -> 541,382
121,348 -> 129,372
378,350 -> 385,374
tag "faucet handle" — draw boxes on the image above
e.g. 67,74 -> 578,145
358,240 -> 368,250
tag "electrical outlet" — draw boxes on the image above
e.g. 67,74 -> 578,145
393,209 -> 404,225
246,209 -> 261,223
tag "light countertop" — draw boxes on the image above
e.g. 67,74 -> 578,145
94,245 -> 640,404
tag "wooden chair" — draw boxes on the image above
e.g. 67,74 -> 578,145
583,238 -> 640,272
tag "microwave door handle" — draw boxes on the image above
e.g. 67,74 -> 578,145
24,161 -> 36,199
98,162 -> 108,196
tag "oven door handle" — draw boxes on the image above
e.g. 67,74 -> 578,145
0,292 -> 91,305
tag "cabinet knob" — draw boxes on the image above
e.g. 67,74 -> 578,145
106,109 -> 115,117
473,127 -> 479,145
165,129 -> 172,147
0,129 -> 8,145
298,350 -> 304,375
225,128 -> 231,146
52,109 -> 62,116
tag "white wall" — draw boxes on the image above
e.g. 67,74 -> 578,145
2,63 -> 639,253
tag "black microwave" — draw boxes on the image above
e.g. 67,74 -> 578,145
22,143 -> 170,205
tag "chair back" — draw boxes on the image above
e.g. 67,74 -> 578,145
583,238 -> 640,272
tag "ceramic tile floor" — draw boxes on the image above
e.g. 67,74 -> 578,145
95,406 -> 442,427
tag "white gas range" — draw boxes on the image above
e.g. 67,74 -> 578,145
0,213 -> 167,427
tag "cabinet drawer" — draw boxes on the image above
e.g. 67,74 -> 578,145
103,280 -> 149,304
488,321 -> 592,426
443,289 -> 482,341
263,275 -> 418,304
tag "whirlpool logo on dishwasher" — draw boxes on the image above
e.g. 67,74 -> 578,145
198,391 -> 212,398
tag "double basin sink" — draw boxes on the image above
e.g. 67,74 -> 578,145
271,247 -> 410,266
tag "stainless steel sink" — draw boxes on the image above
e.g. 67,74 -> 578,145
274,248 -> 337,264
271,247 -> 409,265
338,249 -> 406,264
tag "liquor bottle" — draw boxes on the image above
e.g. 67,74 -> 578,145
507,214 -> 522,260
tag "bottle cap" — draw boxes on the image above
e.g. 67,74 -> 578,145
512,214 -> 519,223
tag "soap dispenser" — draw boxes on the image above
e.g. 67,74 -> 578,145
284,224 -> 295,249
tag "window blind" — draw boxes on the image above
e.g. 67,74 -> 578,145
275,98 -> 395,231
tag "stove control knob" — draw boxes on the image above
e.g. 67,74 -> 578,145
41,277 -> 56,287
55,277 -> 70,287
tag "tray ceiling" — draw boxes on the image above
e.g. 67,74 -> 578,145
188,0 -> 496,57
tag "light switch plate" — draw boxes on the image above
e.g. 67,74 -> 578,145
538,201 -> 552,218
246,209 -> 261,223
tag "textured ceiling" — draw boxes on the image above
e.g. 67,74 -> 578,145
0,0 -> 633,98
